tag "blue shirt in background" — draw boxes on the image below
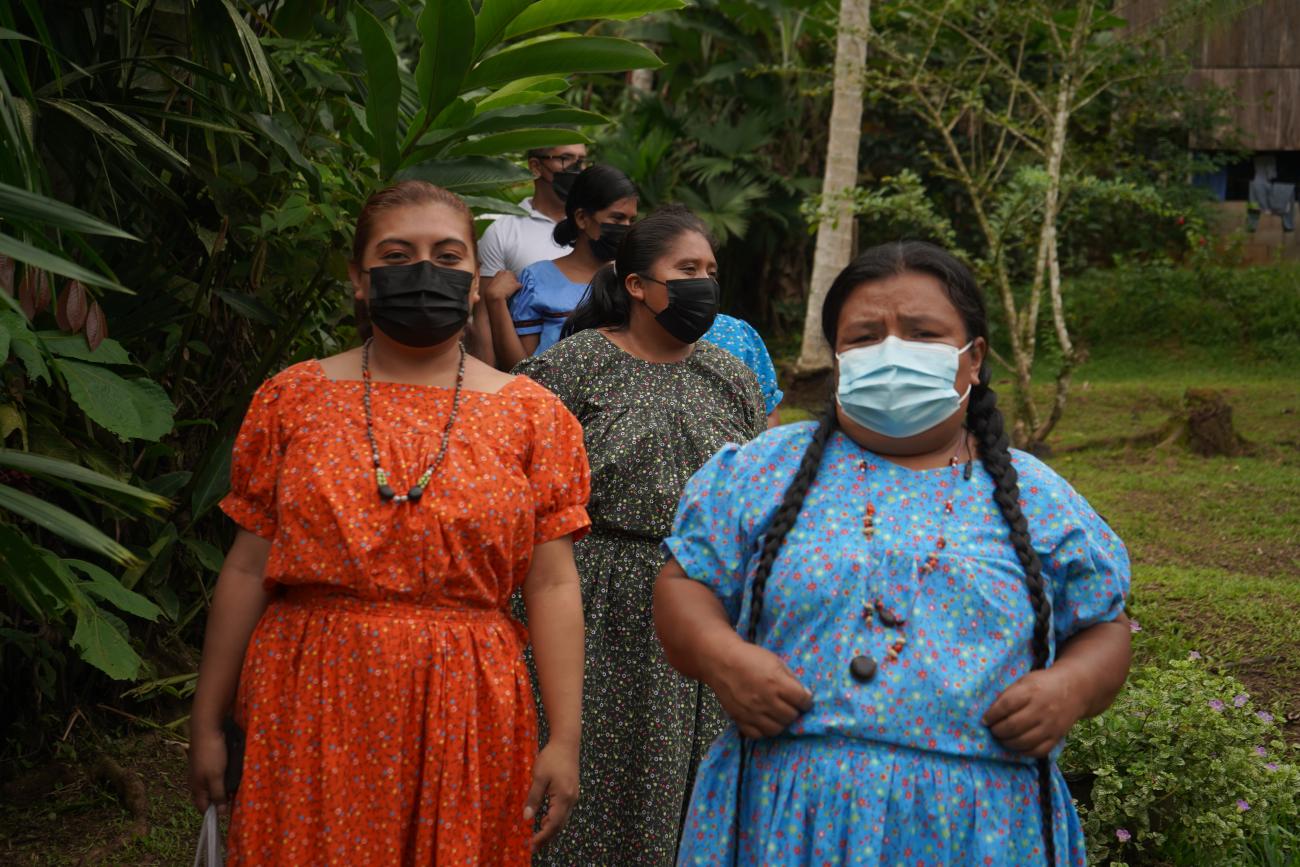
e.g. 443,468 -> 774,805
702,314 -> 784,415
509,259 -> 588,356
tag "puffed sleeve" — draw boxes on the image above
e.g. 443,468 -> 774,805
507,267 -> 544,337
220,376 -> 287,539
663,443 -> 753,623
528,395 -> 591,545
738,319 -> 784,415
513,347 -> 575,410
1030,466 -> 1130,644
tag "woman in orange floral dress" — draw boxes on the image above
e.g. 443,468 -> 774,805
188,181 -> 589,866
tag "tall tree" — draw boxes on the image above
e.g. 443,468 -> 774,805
794,0 -> 871,374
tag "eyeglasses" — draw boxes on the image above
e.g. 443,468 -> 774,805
538,153 -> 586,170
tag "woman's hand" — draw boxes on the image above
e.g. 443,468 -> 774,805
525,740 -> 579,852
983,667 -> 1087,758
188,726 -> 229,814
482,270 -> 521,304
706,640 -> 813,739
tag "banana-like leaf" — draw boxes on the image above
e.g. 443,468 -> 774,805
66,559 -> 162,621
447,127 -> 591,157
504,0 -> 687,40
219,0 -> 279,107
464,36 -> 663,91
462,104 -> 608,138
415,0 -> 475,123
0,523 -> 78,618
397,156 -> 532,194
473,77 -> 569,114
0,232 -> 131,293
473,0 -> 537,60
0,182 -> 138,240
354,6 -> 401,177
0,484 -> 140,566
0,449 -> 171,514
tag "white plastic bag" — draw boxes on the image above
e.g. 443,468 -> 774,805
193,804 -> 223,867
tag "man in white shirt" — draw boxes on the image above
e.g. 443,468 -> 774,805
479,143 -> 588,278
471,144 -> 587,365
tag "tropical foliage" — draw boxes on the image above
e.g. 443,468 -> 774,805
0,0 -> 670,758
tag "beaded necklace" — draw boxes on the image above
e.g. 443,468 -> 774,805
849,432 -> 973,684
361,337 -> 465,504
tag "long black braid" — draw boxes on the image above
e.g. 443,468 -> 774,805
736,241 -> 1056,866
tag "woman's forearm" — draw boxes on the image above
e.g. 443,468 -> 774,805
653,559 -> 745,685
190,531 -> 273,735
486,298 -> 529,372
524,537 -> 585,747
1052,614 -> 1132,719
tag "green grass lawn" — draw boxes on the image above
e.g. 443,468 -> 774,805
1,348 -> 1296,866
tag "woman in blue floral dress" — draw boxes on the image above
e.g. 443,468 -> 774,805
654,241 -> 1132,866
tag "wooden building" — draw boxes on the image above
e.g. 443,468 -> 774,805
1125,0 -> 1300,260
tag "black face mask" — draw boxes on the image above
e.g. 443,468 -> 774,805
551,166 -> 583,202
366,260 -> 472,348
642,275 -> 720,344
589,222 -> 629,261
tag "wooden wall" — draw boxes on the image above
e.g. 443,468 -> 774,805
1119,0 -> 1300,150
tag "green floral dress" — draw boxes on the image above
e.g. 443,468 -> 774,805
514,328 -> 765,866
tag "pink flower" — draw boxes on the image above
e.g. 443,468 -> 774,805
1209,699 -> 1225,712
1237,799 -> 1251,812
1257,711 -> 1274,724
1129,620 -> 1142,633
1234,694 -> 1249,707
1187,651 -> 1202,660
1255,746 -> 1268,757
1116,828 -> 1132,843
1266,763 -> 1279,772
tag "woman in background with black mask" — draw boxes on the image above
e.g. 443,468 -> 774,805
483,164 -> 638,370
513,205 -> 766,866
188,180 -> 590,865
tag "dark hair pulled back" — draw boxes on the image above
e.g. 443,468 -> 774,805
562,204 -> 711,338
551,163 -> 638,247
744,241 -> 1057,865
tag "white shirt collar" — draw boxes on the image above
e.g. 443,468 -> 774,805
519,197 -> 557,223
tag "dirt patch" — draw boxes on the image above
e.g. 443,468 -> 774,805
0,733 -> 194,866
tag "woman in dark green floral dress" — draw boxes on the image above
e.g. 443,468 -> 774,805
514,206 -> 765,865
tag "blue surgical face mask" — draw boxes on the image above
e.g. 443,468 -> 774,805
836,335 -> 973,438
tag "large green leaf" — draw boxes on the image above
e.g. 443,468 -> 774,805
473,77 -> 569,114
463,104 -> 608,137
0,310 -> 49,383
354,7 -> 401,178
0,449 -> 171,513
53,359 -> 176,442
473,0 -> 537,60
71,603 -> 142,680
0,523 -> 77,618
0,484 -> 138,565
65,559 -> 162,621
504,0 -> 686,40
464,36 -> 663,90
0,232 -> 130,293
448,127 -> 591,157
415,0 -> 475,123
397,156 -> 532,193
38,332 -> 132,364
0,182 -> 138,240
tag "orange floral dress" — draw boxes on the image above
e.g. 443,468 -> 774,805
219,361 -> 590,866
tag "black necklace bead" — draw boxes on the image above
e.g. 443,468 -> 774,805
407,485 -> 424,502
378,483 -> 396,501
849,654 -> 878,683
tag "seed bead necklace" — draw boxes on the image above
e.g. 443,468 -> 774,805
361,337 -> 465,504
849,431 -> 973,684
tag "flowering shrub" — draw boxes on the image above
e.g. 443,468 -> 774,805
1060,657 -> 1299,866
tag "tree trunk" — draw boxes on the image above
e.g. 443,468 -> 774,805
794,0 -> 870,374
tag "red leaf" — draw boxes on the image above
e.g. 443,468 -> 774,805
84,301 -> 108,350
33,270 -> 51,313
0,255 -> 14,296
56,280 -> 89,333
17,269 -> 38,320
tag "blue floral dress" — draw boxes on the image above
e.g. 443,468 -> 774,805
664,423 -> 1129,866
701,314 -> 784,416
